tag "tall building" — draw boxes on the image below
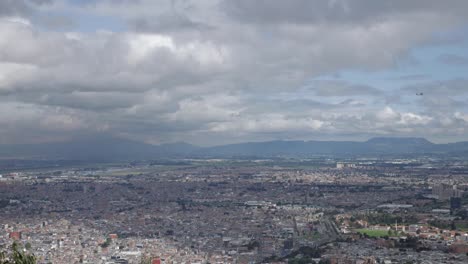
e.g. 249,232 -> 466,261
432,184 -> 463,200
450,197 -> 462,210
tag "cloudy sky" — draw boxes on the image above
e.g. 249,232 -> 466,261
1,0 -> 468,145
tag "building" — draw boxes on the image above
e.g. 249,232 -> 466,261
336,163 -> 356,169
450,197 -> 462,210
432,184 -> 463,200
9,231 -> 22,240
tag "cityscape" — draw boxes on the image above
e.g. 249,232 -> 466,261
1,154 -> 468,263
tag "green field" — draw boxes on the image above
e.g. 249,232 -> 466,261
356,229 -> 389,237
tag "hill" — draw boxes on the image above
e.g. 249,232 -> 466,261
0,135 -> 467,160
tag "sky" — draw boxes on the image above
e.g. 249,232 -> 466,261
1,0 -> 468,145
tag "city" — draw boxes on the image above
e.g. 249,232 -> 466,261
1,157 -> 467,263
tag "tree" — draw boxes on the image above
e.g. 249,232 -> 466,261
0,242 -> 36,264
246,240 -> 260,250
139,256 -> 152,264
23,244 -> 31,251
450,221 -> 456,230
100,238 -> 112,248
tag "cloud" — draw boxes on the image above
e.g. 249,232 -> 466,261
130,13 -> 214,33
0,0 -> 467,144
390,74 -> 429,81
209,114 -> 325,134
0,0 -> 54,18
310,80 -> 382,97
0,0 -> 33,17
0,101 -> 104,144
437,54 -> 468,66
402,79 -> 468,96
221,0 -> 468,25
455,112 -> 468,122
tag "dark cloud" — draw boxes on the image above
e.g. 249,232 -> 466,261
390,74 -> 429,81
437,54 -> 468,66
130,13 -> 214,33
0,0 -> 54,17
0,0 -> 32,17
402,79 -> 468,96
71,0 -> 139,7
310,81 -> 382,97
400,80 -> 468,115
221,0 -> 468,25
37,14 -> 76,30
16,91 -> 143,111
29,0 -> 54,5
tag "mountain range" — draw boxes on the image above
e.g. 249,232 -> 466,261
0,135 -> 467,160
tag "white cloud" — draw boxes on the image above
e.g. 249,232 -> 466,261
455,112 -> 468,122
376,107 -> 399,121
399,112 -> 432,125
210,114 -> 325,134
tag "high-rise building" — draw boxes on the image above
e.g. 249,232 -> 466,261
432,184 -> 463,200
450,197 -> 462,210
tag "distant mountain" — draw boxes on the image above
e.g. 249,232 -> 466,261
0,135 -> 467,160
0,135 -> 198,161
201,137 -> 437,157
158,142 -> 201,154
365,137 -> 433,145
363,137 -> 434,154
0,135 -> 155,161
203,140 -> 362,156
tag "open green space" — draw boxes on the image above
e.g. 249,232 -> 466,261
356,229 -> 389,237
